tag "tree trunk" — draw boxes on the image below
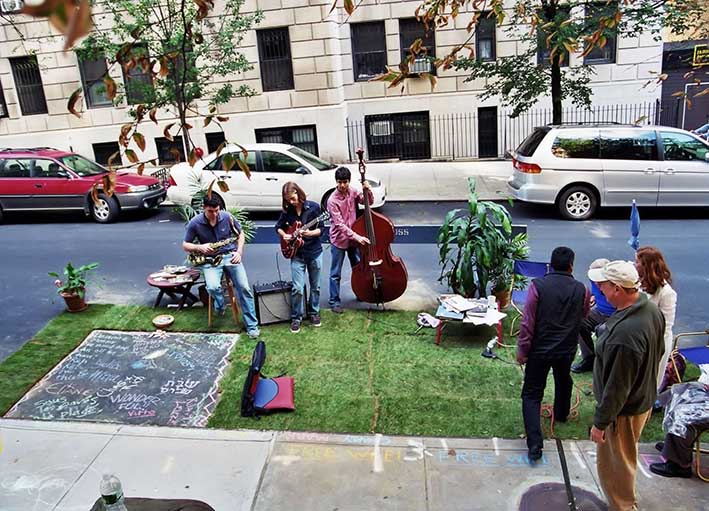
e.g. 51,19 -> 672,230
551,54 -> 562,124
178,102 -> 189,159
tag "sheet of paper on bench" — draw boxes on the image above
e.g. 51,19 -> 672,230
463,309 -> 507,325
440,295 -> 486,313
435,304 -> 464,320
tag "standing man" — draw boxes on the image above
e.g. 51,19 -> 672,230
276,182 -> 324,333
588,260 -> 665,511
183,196 -> 260,338
326,167 -> 372,313
517,246 -> 590,462
572,258 -> 616,373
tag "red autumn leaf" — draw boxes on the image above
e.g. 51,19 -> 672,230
104,76 -> 117,100
67,87 -> 83,118
132,132 -> 146,152
217,180 -> 229,192
163,123 -> 175,142
124,149 -> 139,163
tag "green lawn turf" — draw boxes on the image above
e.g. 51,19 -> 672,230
0,304 -> 689,441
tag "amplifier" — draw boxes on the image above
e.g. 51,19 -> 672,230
253,281 -> 306,325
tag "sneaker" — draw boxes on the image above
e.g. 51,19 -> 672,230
310,314 -> 321,327
214,306 -> 226,317
290,320 -> 301,333
528,447 -> 543,463
331,306 -> 344,314
649,460 -> 692,478
571,359 -> 594,374
655,441 -> 664,452
247,328 -> 260,339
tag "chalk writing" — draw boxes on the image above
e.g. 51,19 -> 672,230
433,449 -> 550,468
343,434 -> 393,446
160,379 -> 200,395
6,330 -> 237,427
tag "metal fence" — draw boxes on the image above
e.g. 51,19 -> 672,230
346,100 -> 683,162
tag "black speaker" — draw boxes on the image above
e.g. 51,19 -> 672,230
253,281 -> 305,325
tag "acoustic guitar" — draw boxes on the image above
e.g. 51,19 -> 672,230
280,211 -> 329,259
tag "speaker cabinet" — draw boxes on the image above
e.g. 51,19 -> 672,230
253,281 -> 306,325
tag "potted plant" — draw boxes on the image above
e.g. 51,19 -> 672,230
489,232 -> 530,309
49,262 -> 99,312
438,178 -> 529,303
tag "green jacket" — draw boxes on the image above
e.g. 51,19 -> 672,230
593,293 -> 665,430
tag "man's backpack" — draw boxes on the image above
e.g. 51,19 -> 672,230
240,340 -> 295,417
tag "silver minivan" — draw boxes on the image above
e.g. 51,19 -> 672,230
508,124 -> 709,220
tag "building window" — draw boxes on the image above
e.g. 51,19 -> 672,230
10,56 -> 48,115
0,80 -> 8,118
155,136 -> 185,165
365,111 -> 430,160
351,22 -> 387,82
92,142 -> 122,166
476,14 -> 496,62
0,0 -> 23,14
584,3 -> 617,64
257,27 -> 294,92
537,7 -> 571,66
399,18 -> 436,74
205,132 -> 226,154
255,125 -> 319,156
122,44 -> 154,105
78,56 -> 112,108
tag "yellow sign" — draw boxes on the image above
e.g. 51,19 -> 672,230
693,45 -> 709,67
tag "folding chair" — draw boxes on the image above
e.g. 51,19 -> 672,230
509,260 -> 550,336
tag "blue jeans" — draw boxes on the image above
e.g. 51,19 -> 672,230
202,254 -> 259,332
328,245 -> 360,308
291,253 -> 322,321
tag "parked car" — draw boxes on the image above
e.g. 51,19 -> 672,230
167,143 -> 386,211
508,124 -> 709,220
0,148 -> 166,223
692,122 -> 709,141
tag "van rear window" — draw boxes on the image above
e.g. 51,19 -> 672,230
516,128 -> 550,156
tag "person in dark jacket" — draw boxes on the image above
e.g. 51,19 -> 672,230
275,182 -> 324,334
516,246 -> 591,462
572,257 -> 617,373
588,260 -> 665,511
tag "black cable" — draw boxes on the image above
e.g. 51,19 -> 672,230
556,438 -> 578,511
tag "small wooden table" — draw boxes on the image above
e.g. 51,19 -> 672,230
147,268 -> 201,310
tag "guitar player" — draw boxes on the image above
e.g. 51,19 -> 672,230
275,182 -> 325,333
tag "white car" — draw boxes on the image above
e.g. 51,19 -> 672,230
167,143 -> 386,211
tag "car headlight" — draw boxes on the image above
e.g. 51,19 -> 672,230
127,185 -> 149,192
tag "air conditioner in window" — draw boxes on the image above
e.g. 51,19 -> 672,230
410,57 -> 433,74
0,0 -> 23,13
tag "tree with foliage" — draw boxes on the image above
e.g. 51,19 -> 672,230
333,0 -> 707,124
67,0 -> 261,175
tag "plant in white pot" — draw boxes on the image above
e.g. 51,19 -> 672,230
49,262 -> 99,312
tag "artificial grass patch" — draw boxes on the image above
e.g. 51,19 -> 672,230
0,304 -> 671,441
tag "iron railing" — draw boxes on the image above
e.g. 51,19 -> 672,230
346,100 -> 683,162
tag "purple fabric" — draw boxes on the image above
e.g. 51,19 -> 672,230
517,281 -> 539,360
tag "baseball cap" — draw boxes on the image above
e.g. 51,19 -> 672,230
587,260 -> 640,289
589,258 -> 610,270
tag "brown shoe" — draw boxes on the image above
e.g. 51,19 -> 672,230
290,320 -> 301,333
331,306 -> 344,314
310,314 -> 321,327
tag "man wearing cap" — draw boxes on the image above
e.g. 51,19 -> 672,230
572,258 -> 617,373
516,246 -> 590,462
588,260 -> 665,511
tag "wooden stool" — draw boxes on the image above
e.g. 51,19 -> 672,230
208,275 -> 241,327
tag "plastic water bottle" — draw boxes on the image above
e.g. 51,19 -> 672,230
100,474 -> 128,511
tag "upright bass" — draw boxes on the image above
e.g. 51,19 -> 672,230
351,148 -> 408,304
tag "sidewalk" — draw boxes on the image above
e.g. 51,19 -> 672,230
344,160 -> 512,202
1,419 -> 705,511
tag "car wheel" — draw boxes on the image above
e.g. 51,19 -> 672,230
91,193 -> 120,223
558,186 -> 597,221
320,189 -> 334,212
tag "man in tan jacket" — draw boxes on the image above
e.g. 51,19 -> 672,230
588,261 -> 665,511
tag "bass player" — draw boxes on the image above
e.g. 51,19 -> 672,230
275,182 -> 324,333
183,195 -> 260,338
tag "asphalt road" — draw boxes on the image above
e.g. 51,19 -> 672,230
1,201 -> 707,362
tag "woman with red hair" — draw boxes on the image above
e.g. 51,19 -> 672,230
635,246 -> 677,389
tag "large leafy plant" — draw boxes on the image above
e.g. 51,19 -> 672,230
49,262 -> 99,297
437,179 -> 526,298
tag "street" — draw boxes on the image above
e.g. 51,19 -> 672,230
1,201 -> 707,362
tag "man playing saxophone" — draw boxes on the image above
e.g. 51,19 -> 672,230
182,196 -> 260,338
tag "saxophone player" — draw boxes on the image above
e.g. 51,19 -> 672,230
183,196 -> 260,338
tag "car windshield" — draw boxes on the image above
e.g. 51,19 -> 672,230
287,147 -> 337,171
59,154 -> 108,176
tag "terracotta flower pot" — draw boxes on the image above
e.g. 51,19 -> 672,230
60,290 -> 89,312
493,288 -> 512,310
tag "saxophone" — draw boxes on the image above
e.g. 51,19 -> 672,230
188,236 -> 239,267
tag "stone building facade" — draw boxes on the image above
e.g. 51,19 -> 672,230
0,0 -> 663,164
